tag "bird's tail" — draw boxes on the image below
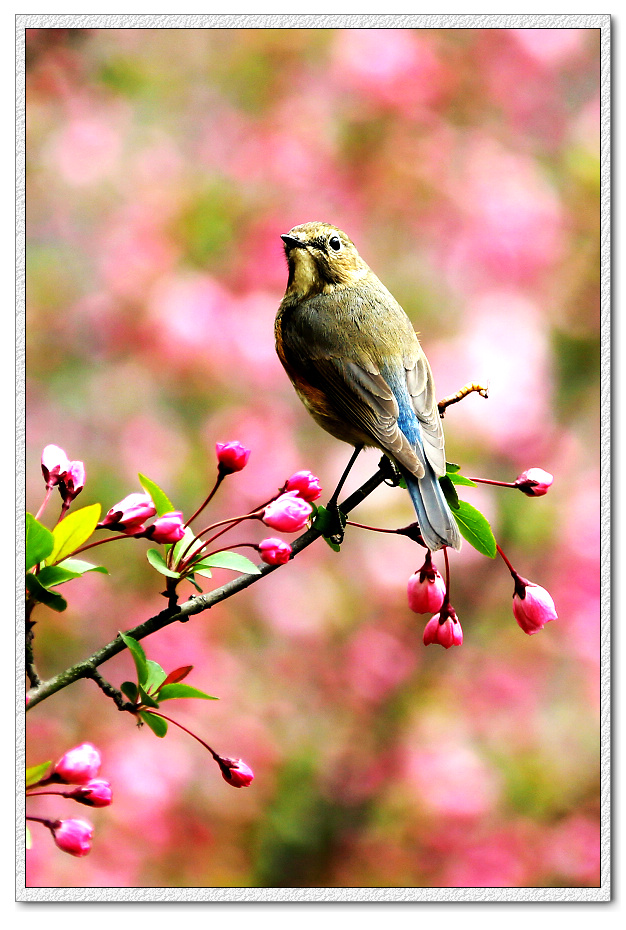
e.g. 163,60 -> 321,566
401,464 -> 462,552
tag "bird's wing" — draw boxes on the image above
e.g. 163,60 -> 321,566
312,355 -> 426,477
404,351 -> 446,477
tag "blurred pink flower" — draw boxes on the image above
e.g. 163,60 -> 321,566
53,818 -> 94,857
514,467 -> 554,497
405,741 -> 500,819
513,582 -> 558,635
51,112 -> 122,185
285,470 -> 322,502
345,627 -> 416,704
263,492 -> 312,533
41,444 -> 70,488
546,814 -> 600,885
148,512 -> 185,544
258,537 -> 292,566
216,441 -> 251,475
98,203 -> 179,300
101,492 -> 156,532
53,743 -> 101,785
509,28 -> 586,67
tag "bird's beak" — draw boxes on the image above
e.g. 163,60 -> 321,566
281,234 -> 306,250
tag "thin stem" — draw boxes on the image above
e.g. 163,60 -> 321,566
346,520 -> 403,535
443,546 -> 451,604
184,473 -> 225,528
143,709 -> 221,762
26,815 -> 59,833
468,477 -> 516,489
71,533 -> 135,557
176,512 -> 262,569
86,668 -> 135,711
25,790 -> 69,798
496,543 -> 516,576
35,487 -> 54,522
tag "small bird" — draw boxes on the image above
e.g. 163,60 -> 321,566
275,221 -> 461,551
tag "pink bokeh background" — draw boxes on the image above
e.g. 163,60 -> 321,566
25,27 -> 601,889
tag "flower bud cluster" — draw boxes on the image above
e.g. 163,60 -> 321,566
100,493 -> 185,544
41,444 -> 86,505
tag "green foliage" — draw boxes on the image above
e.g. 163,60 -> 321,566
446,472 -> 476,487
156,683 -> 218,701
146,548 -> 181,578
26,760 -> 52,788
48,504 -> 101,565
121,681 -> 139,702
439,475 -> 460,510
25,574 -> 67,612
119,631 -> 148,686
138,473 -> 175,517
453,500 -> 497,558
312,504 -> 346,552
25,513 -> 54,571
197,551 -> 261,575
139,711 -> 168,738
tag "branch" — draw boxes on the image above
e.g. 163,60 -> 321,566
26,465 -> 389,710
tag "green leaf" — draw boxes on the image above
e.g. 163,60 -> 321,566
25,574 -> 67,612
26,760 -> 52,788
447,473 -> 477,487
48,504 -> 101,565
201,551 -> 261,575
140,711 -> 168,738
138,684 -> 160,708
119,631 -> 148,685
439,475 -> 460,510
25,514 -> 54,572
186,574 -> 204,592
138,473 -> 175,517
446,462 -> 461,473
146,548 -> 181,579
187,561 -> 211,578
313,505 -> 346,551
144,659 -> 166,694
171,527 -> 204,566
59,558 -> 108,576
453,500 -> 497,558
35,565 -> 82,588
156,683 -> 218,701
26,826 -> 32,850
121,681 -> 139,702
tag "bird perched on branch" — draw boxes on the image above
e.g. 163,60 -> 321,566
275,221 -> 461,551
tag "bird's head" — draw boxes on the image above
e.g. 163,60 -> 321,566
280,222 -> 369,299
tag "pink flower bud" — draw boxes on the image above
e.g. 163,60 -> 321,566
423,606 -> 463,649
263,491 -> 312,533
216,441 -> 251,475
220,758 -> 254,788
66,778 -> 112,808
148,512 -> 185,544
59,461 -> 86,504
53,743 -> 101,785
101,492 -> 156,531
258,537 -> 292,566
285,470 -> 322,502
512,581 -> 557,635
407,556 -> 446,614
53,818 -> 94,857
514,468 -> 554,497
41,444 -> 70,488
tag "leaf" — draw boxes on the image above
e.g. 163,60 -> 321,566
439,476 -> 460,511
59,558 -> 108,575
139,711 -> 168,738
146,548 -> 181,579
26,760 -> 52,788
156,683 -> 218,701
453,500 -> 497,558
312,505 -> 346,551
188,562 -> 211,579
202,551 -> 262,575
144,659 -> 166,694
186,574 -> 204,592
161,665 -> 193,686
25,514 -> 54,572
25,574 -> 67,612
121,681 -> 139,702
138,473 -> 175,517
446,462 -> 461,473
138,684 -> 160,708
119,631 -> 148,686
447,473 -> 477,487
48,504 -> 101,565
26,826 -> 32,850
171,527 -> 204,566
35,565 -> 82,588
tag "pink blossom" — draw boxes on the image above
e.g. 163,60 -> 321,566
513,582 -> 557,635
263,491 -> 312,533
407,556 -> 446,614
285,470 -> 322,502
66,778 -> 113,808
53,818 -> 94,857
148,512 -> 185,544
423,608 -> 463,649
53,743 -> 101,785
101,492 -> 156,532
220,758 -> 254,788
216,441 -> 251,475
258,537 -> 292,566
41,444 -> 70,488
514,467 -> 554,497
59,460 -> 86,504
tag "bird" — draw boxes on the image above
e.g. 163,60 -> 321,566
274,221 -> 461,551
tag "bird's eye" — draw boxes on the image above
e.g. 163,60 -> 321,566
328,235 -> 342,252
